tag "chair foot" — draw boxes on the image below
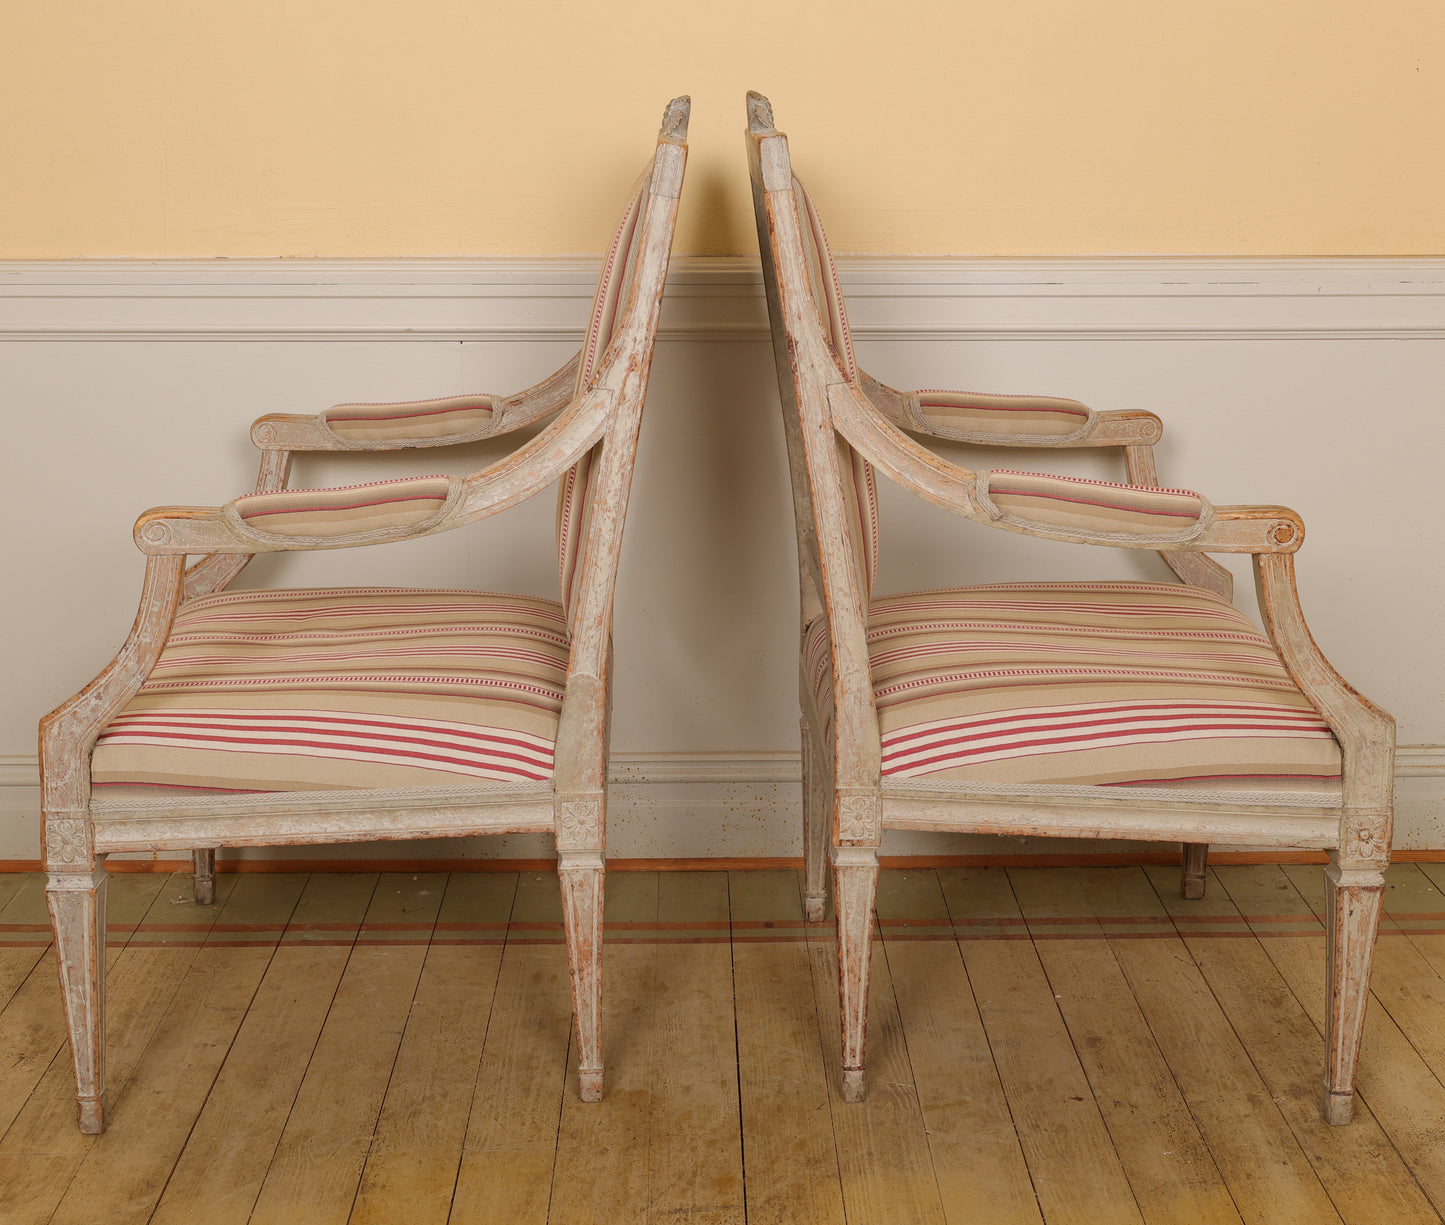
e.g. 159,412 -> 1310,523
1181,843 -> 1208,899
578,1067 -> 604,1103
192,849 -> 216,906
804,894 -> 826,924
77,1093 -> 108,1135
842,1068 -> 866,1103
1322,1084 -> 1355,1126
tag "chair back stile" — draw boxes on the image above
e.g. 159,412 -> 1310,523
747,101 -> 882,806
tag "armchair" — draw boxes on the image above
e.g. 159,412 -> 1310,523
746,91 -> 1391,1125
40,96 -> 690,1133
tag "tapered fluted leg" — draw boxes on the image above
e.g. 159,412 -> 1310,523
1181,843 -> 1208,900
559,850 -> 605,1102
801,720 -> 828,923
48,866 -> 109,1134
192,848 -> 216,906
1321,857 -> 1384,1124
833,845 -> 879,1103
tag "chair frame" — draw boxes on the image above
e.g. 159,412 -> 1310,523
40,97 -> 690,1133
746,91 -> 1392,1124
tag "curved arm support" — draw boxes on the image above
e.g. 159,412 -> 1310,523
830,383 -> 1303,556
1253,553 -> 1395,838
40,555 -> 184,814
181,447 -> 293,600
133,388 -> 617,556
858,370 -> 1162,449
1125,443 -> 1234,600
249,354 -> 582,453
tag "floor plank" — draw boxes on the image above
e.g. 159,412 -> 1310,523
1009,866 -> 1240,1225
248,873 -> 446,1225
1075,866 -> 1342,1225
1143,864 -> 1440,1225
148,873 -> 372,1225
938,867 -> 1142,1225
349,873 -> 515,1225
879,870 -> 1044,1225
1215,864 -> 1445,1219
0,864 -> 1443,1225
451,872 -> 571,1225
730,870 -> 846,1225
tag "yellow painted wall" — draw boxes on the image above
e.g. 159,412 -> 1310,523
2,0 -> 1441,257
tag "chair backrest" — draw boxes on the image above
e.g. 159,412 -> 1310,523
556,99 -> 689,627
746,96 -> 879,626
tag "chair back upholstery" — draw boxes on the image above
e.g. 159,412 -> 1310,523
556,102 -> 688,627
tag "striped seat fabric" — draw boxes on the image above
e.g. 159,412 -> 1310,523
322,395 -> 497,446
230,475 -> 455,540
982,470 -> 1208,542
916,390 -> 1091,441
803,582 -> 1341,798
91,588 -> 568,799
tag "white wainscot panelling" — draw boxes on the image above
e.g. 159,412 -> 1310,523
2,257 -> 1442,861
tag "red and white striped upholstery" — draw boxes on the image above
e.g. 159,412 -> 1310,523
322,395 -> 498,446
803,582 -> 1341,796
230,475 -> 455,540
916,389 -> 1092,441
557,175 -> 649,620
91,588 -> 568,798
982,470 -> 1209,543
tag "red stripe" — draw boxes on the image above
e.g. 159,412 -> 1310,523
991,487 -> 1198,518
241,493 -> 445,519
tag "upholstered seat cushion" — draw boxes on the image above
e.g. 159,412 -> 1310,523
804,582 -> 1342,797
91,588 -> 568,798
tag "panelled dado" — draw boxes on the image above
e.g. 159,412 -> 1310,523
2,256 -> 1443,862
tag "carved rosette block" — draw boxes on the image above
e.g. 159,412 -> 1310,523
835,792 -> 881,845
555,796 -> 603,852
45,816 -> 92,873
1338,813 -> 1391,870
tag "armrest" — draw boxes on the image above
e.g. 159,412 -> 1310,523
135,386 -> 617,555
249,354 -> 581,452
860,370 -> 1162,448
828,382 -> 1302,555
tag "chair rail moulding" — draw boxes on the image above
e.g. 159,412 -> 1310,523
2,257 -> 1444,342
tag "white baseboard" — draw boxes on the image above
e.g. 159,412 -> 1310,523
3,749 -> 1443,862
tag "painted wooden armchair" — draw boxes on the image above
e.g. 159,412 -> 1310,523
40,96 -> 689,1133
745,92 -> 1392,1125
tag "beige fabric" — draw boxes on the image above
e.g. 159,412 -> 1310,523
230,475 -> 455,540
92,587 -> 569,796
323,395 -> 497,445
804,582 -> 1341,796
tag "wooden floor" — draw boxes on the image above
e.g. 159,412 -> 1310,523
3,862 -> 1445,1224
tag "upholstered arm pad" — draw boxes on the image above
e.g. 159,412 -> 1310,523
860,373 -> 1162,448
250,396 -> 499,451
977,470 -> 1210,544
135,475 -> 462,554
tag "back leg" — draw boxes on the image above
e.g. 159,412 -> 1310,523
801,719 -> 828,923
192,849 -> 216,905
1181,843 -> 1208,899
